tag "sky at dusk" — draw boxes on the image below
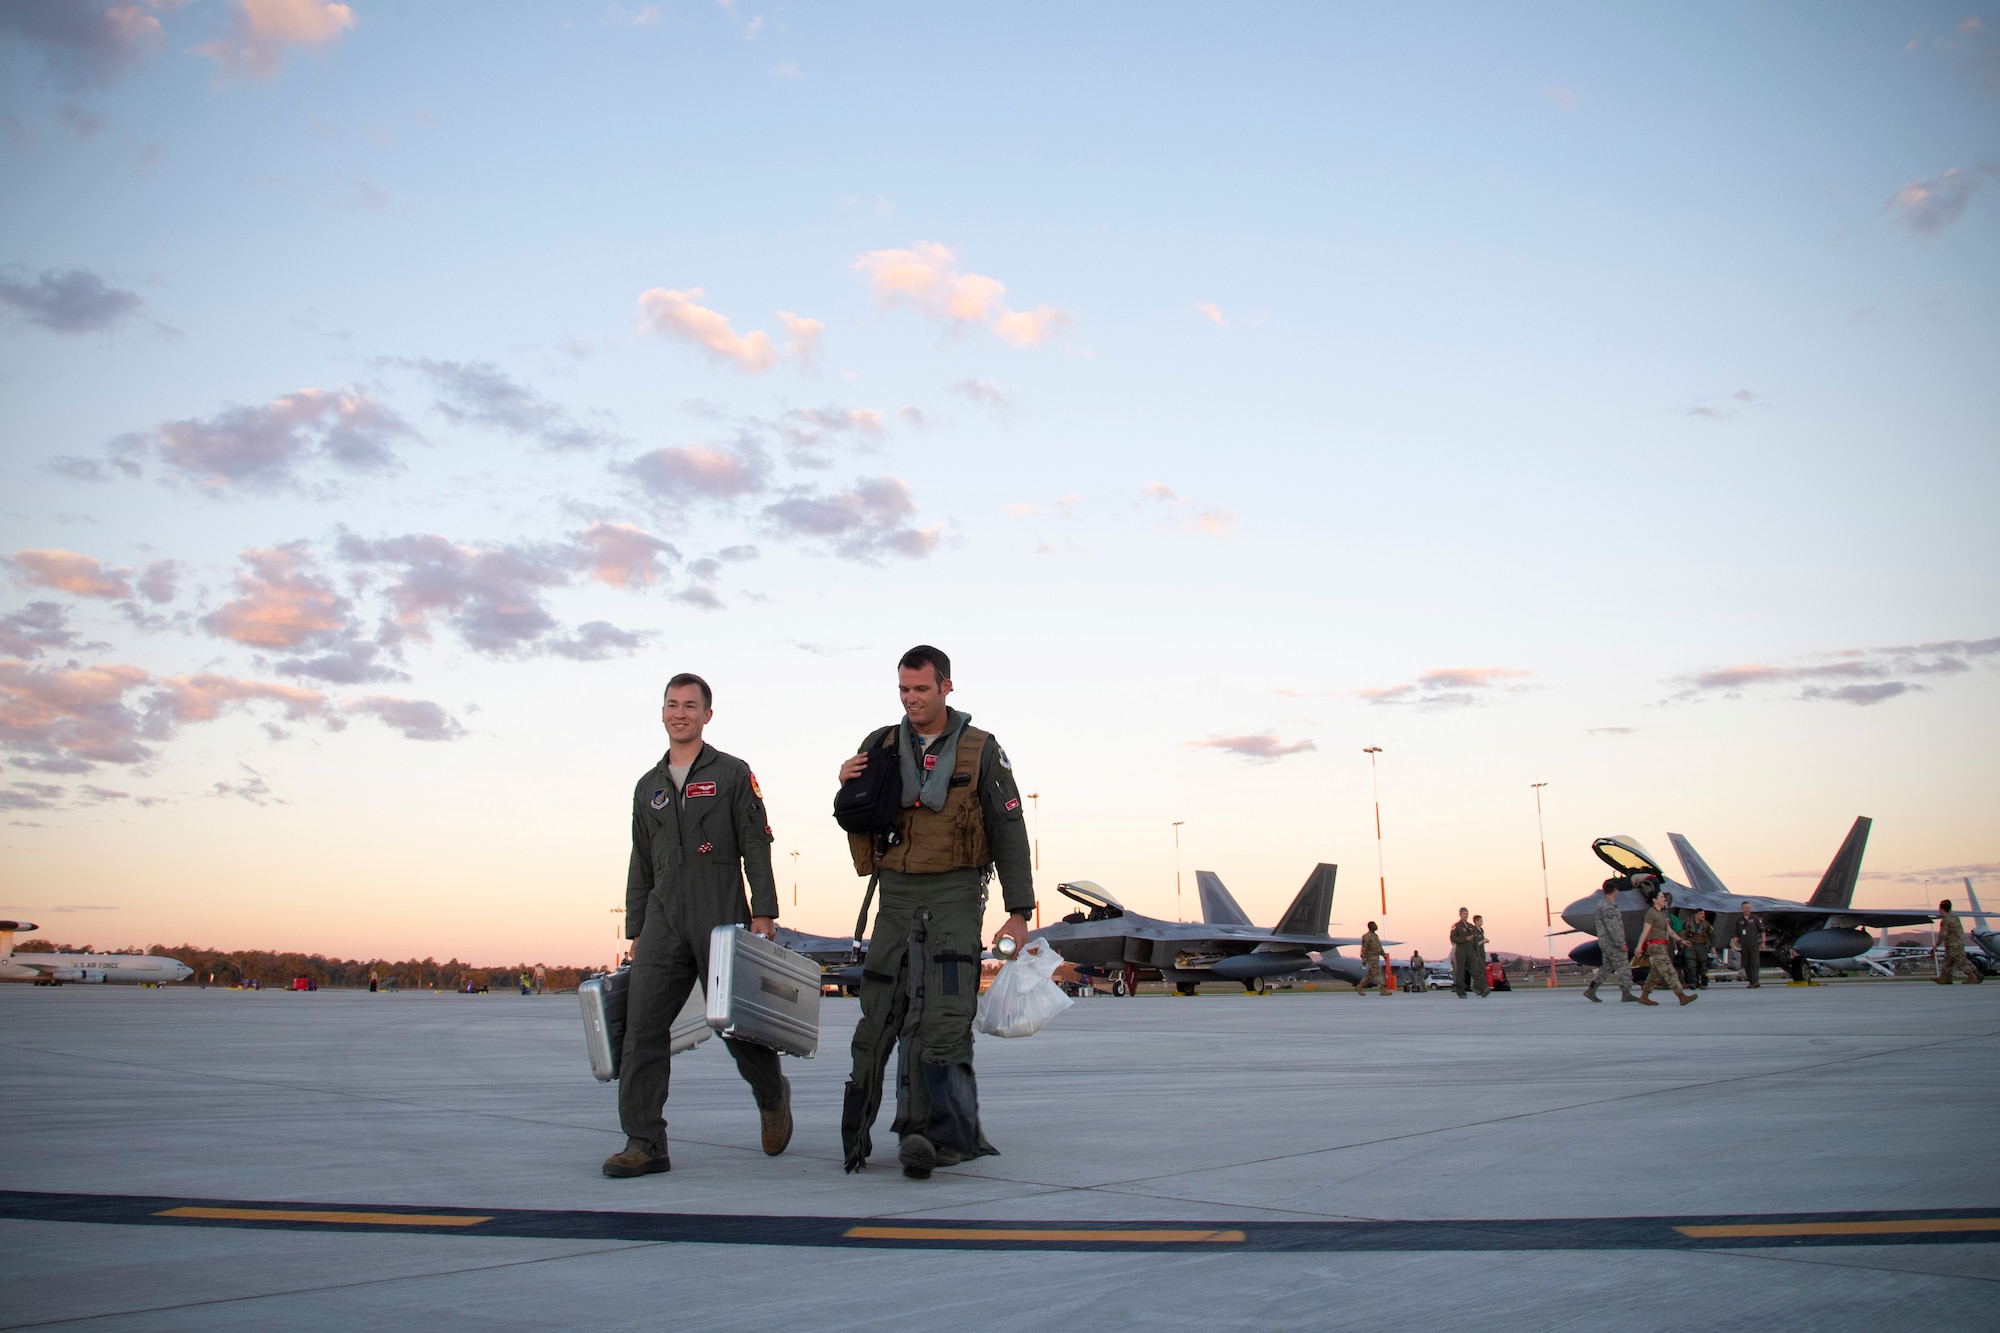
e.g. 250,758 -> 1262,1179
1,1 -> 1995,968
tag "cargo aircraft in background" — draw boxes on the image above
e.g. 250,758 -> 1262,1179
0,921 -> 193,984
1558,817 -> 1936,971
1031,864 -> 1385,994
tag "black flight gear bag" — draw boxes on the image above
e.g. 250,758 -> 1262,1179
832,725 -> 903,850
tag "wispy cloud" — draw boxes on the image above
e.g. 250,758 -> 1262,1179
1193,301 -> 1227,327
1541,84 -> 1578,112
948,377 -> 1018,423
1187,733 -> 1317,763
0,1 -> 165,89
1670,636 -> 2000,706
774,405 -> 886,466
347,695 -> 465,741
401,358 -> 624,451
1358,667 -> 1534,709
6,549 -> 133,599
854,242 -> 1067,347
200,543 -> 349,650
637,288 -> 819,373
1140,482 -> 1232,535
119,387 -> 417,493
1887,165 -> 1996,234
617,441 -> 774,506
761,476 -> 940,562
1684,388 -> 1762,421
0,603 -> 107,660
574,521 -> 679,589
0,267 -> 146,334
197,0 -> 356,80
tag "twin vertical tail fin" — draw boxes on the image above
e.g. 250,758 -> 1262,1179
1668,835 -> 1731,897
1195,872 -> 1254,927
1962,877 -> 1993,923
1273,864 -> 1337,936
1807,817 -> 1873,909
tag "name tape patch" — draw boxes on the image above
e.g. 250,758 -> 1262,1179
685,781 -> 717,798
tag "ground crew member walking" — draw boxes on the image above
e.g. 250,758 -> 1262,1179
1683,910 -> 1713,989
603,673 -> 791,1179
1584,879 -> 1636,1003
838,646 -> 1035,1181
1636,884 -> 1697,1007
1470,914 -> 1491,996
1737,903 -> 1763,988
1354,922 -> 1387,994
1935,899 -> 1985,984
1407,950 -> 1425,993
1450,908 -> 1479,997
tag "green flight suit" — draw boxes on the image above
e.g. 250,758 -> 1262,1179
844,716 -> 1034,1172
618,744 -> 785,1156
1450,920 -> 1478,996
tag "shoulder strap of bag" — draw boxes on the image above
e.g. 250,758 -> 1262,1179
851,871 -> 880,960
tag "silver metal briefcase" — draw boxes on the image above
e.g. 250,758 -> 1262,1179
578,966 -> 712,1082
706,925 -> 822,1058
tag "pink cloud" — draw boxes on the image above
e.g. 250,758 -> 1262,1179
6,549 -> 133,599
200,544 -> 349,649
853,241 -> 1068,347
636,288 -> 777,372
197,0 -> 356,79
575,521 -> 679,589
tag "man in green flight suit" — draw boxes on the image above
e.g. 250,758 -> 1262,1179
604,673 -> 791,1179
837,645 -> 1035,1180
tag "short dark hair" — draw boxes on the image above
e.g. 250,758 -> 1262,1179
664,672 -> 712,709
1941,899 -> 1953,912
898,644 -> 950,684
1367,921 -> 1377,931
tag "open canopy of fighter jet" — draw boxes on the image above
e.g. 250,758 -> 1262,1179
1032,864 -> 1386,993
1557,817 -> 1934,966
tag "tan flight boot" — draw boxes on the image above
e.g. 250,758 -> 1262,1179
760,1076 -> 793,1156
602,1141 -> 671,1178
1678,991 -> 1697,1006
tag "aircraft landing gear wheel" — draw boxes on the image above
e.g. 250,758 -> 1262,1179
1111,978 -> 1127,997
1177,982 -> 1198,996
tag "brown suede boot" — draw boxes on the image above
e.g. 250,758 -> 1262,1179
1637,994 -> 1659,1006
760,1076 -> 793,1156
1678,992 -> 1697,1006
602,1142 -> 670,1178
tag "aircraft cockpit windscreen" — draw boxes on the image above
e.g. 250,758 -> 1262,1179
1056,881 -> 1126,922
1591,836 -> 1665,878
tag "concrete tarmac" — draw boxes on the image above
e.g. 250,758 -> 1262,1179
2,980 -> 1995,1329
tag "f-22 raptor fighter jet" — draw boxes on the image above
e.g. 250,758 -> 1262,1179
1033,864 -> 1381,994
1558,817 -> 1934,970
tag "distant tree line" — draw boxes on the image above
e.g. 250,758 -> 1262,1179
18,941 -> 599,992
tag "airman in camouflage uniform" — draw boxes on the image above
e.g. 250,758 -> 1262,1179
1935,899 -> 1985,985
1682,910 -> 1713,989
1583,879 -> 1635,1003
1354,922 -> 1387,994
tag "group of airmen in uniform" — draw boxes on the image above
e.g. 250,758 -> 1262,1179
601,645 -> 1033,1183
1351,909 -> 1499,997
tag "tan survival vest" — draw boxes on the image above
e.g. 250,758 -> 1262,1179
847,724 -> 993,876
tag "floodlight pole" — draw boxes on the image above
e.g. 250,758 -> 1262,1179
791,847 -> 800,908
1172,820 -> 1186,922
1533,782 -> 1554,987
1363,746 -> 1387,914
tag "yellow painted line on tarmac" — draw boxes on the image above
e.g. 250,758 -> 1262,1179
155,1206 -> 491,1228
1676,1218 -> 2000,1239
844,1226 -> 1245,1244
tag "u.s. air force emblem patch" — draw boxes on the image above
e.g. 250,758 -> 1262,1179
997,747 -> 1012,770
650,788 -> 669,810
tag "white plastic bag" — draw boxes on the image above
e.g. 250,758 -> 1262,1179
975,938 -> 1073,1038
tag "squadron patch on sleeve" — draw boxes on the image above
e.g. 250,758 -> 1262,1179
997,747 -> 1012,770
750,772 -> 763,798
650,789 -> 669,810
